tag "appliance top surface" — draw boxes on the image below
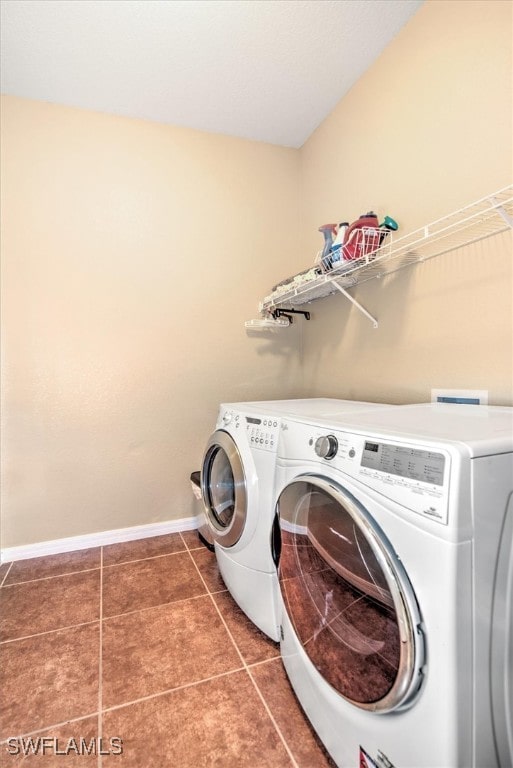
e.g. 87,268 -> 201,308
321,403 -> 513,456
222,398 -> 393,418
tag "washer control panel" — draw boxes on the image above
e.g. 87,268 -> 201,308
304,430 -> 451,524
246,415 -> 280,453
217,409 -> 281,453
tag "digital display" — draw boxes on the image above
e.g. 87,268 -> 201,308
361,442 -> 445,486
246,416 -> 262,425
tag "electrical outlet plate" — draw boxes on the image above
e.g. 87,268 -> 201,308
431,388 -> 488,405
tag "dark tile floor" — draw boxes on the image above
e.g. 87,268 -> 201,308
0,532 -> 335,767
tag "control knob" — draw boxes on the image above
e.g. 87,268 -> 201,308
314,435 -> 338,460
222,411 -> 232,425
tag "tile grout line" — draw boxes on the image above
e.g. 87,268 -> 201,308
98,546 -> 104,768
185,546 -> 248,671
246,665 -> 300,768
1,536 -> 296,765
0,619 -> 101,645
103,590 -> 212,623
0,536 -> 214,753
186,544 -> 299,768
2,548 -> 193,588
0,589 -> 219,646
0,562 -> 14,587
1,566 -> 101,588
95,538 -> 251,720
0,667 -> 248,744
245,653 -> 282,669
5,544 -> 203,756
0,712 -> 101,745
101,666 -> 247,716
103,549 -> 190,570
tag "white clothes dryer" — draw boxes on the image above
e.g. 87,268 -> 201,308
200,399 -> 393,641
274,403 -> 513,768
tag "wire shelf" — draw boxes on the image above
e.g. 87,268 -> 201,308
259,185 -> 513,316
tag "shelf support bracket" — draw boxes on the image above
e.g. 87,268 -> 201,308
332,281 -> 378,328
490,197 -> 513,229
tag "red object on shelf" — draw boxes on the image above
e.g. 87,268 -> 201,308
342,212 -> 380,261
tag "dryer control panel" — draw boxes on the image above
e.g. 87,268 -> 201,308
299,429 -> 452,525
361,440 -> 445,487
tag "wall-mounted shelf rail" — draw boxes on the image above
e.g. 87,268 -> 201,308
256,185 -> 513,328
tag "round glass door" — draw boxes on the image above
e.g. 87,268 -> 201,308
201,430 -> 247,547
277,475 -> 424,712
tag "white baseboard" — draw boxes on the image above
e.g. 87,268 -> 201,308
1,516 -> 202,563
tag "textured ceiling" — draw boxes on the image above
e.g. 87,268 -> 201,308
0,0 -> 423,148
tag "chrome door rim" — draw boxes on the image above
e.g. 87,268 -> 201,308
280,473 -> 425,713
201,430 -> 247,548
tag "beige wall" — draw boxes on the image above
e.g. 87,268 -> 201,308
0,96 -> 303,548
2,0 -> 512,550
298,0 -> 512,406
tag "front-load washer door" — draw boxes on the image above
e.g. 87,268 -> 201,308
277,475 -> 424,713
201,430 -> 247,548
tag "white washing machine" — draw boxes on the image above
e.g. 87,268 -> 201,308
200,399 -> 393,641
274,403 -> 513,768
